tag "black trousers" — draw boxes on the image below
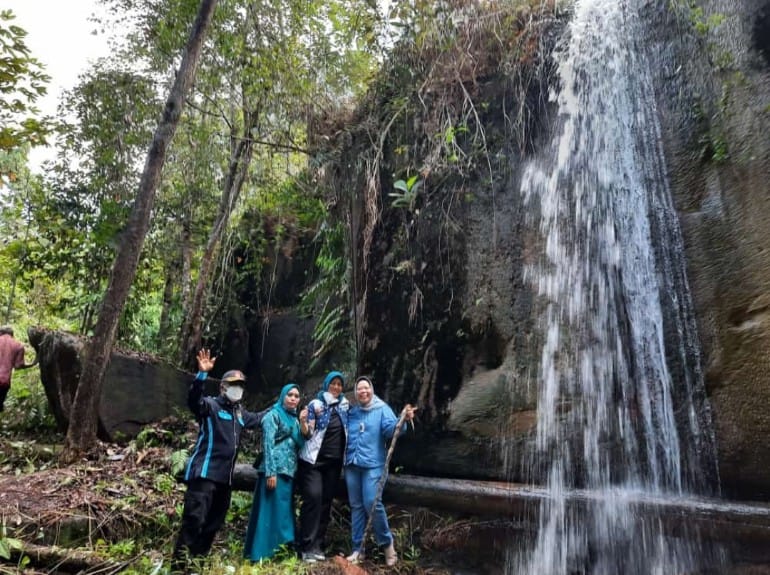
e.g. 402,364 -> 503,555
297,457 -> 343,552
0,386 -> 8,412
173,478 -> 232,561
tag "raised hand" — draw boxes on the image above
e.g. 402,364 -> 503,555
196,349 -> 216,373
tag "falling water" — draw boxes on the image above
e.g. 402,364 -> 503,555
511,0 -> 721,573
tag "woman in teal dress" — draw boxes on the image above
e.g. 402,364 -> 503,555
244,383 -> 308,561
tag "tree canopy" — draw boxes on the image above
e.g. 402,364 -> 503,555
0,10 -> 51,161
0,0 -> 492,452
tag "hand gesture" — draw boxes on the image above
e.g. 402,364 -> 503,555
299,407 -> 308,424
266,476 -> 277,490
196,349 -> 216,373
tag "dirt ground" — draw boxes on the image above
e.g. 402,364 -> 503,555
0,421 -> 485,575
0,444 -> 176,540
3,427 -> 770,575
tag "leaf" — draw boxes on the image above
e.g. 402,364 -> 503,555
393,179 -> 408,193
389,194 -> 411,209
0,538 -> 9,560
170,449 -> 189,477
444,126 -> 455,144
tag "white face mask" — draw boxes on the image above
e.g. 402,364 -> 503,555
224,385 -> 244,403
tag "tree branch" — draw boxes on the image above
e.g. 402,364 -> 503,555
231,135 -> 313,156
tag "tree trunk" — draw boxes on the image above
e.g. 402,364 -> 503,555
228,466 -> 770,545
180,215 -> 193,318
7,542 -> 120,573
62,0 -> 220,461
178,109 -> 259,368
4,271 -> 17,324
156,258 -> 178,352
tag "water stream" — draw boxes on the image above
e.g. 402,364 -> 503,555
511,0 -> 722,572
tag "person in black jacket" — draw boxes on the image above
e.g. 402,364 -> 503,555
172,349 -> 263,566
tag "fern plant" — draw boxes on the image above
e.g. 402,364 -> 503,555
170,448 -> 190,478
299,221 -> 354,371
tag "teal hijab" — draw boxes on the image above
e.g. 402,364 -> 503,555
317,370 -> 345,402
272,383 -> 305,447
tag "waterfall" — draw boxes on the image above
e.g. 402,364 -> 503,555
511,0 -> 721,572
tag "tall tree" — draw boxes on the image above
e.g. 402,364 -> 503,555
62,0 -> 220,460
96,0 -> 384,366
177,106 -> 259,367
172,0 -> 383,366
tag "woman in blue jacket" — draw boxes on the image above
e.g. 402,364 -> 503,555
344,376 -> 416,567
244,383 -> 308,561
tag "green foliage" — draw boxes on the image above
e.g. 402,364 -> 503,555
43,65 -> 162,335
0,167 -> 81,331
0,364 -> 57,437
254,176 -> 326,232
95,537 -> 136,559
0,520 -> 24,561
2,0 -> 387,358
117,554 -> 166,575
299,221 -> 354,371
170,448 -> 190,478
119,295 -> 163,351
226,491 -> 253,523
691,79 -> 733,166
687,3 -> 725,36
136,426 -> 173,449
0,10 -> 52,157
670,1 -> 733,71
699,131 -> 729,163
153,473 -> 178,496
0,63 -> 164,337
390,175 -> 422,211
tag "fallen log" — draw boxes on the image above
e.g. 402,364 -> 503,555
231,464 -> 770,546
7,542 -> 122,573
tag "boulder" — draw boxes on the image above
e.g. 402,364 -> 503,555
28,328 -> 215,440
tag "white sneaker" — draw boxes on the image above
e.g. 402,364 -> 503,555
384,542 -> 397,567
346,550 -> 364,564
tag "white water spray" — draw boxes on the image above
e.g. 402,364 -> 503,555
512,0 -> 720,572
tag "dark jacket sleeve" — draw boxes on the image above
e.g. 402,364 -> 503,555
241,407 -> 264,430
188,372 -> 211,419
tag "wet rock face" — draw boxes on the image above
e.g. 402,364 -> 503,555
28,328 -> 210,440
347,51 -> 557,479
346,0 -> 770,496
754,1 -> 770,67
245,311 -> 316,403
641,1 -> 770,498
